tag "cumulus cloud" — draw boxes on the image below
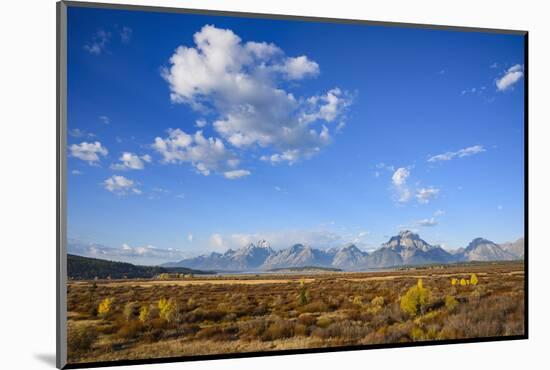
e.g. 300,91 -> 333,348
84,30 -> 110,55
153,128 -> 244,176
276,55 -> 319,80
223,169 -> 251,179
260,149 -> 305,165
496,64 -> 524,91
111,152 -> 151,170
392,167 -> 409,186
162,25 -> 352,166
69,141 -> 108,164
391,167 -> 412,203
428,145 -> 485,162
103,175 -> 141,195
390,168 -> 440,205
195,119 -> 207,128
416,187 -> 440,204
414,217 -> 438,227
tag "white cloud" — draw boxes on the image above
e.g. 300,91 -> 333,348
71,170 -> 83,175
111,152 -> 150,170
260,149 -> 305,165
496,64 -> 524,91
103,175 -> 141,195
392,167 -> 412,203
490,62 -> 498,69
188,234 -> 193,242
434,209 -> 445,217
428,145 -> 485,162
392,167 -> 409,186
208,233 -> 226,251
153,128 -> 245,176
414,217 -> 438,227
390,168 -> 440,205
69,141 -> 108,164
195,119 -> 207,128
162,25 -> 352,165
223,169 -> 251,179
84,30 -> 110,55
276,55 -> 319,80
69,128 -> 95,138
416,187 -> 440,204
99,115 -> 110,125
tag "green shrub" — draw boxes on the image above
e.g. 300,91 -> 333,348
297,281 -> 309,306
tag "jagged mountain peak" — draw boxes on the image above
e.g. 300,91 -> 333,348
467,237 -> 496,248
163,232 -> 523,271
340,243 -> 361,252
398,230 -> 420,239
384,230 -> 433,251
461,237 -> 516,262
236,240 -> 274,254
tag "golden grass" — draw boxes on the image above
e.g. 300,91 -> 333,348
66,261 -> 525,364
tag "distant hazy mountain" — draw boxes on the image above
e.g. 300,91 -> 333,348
163,231 -> 523,272
365,230 -> 455,268
499,238 -> 525,259
331,244 -> 369,270
163,240 -> 276,271
459,238 -> 517,262
261,243 -> 334,270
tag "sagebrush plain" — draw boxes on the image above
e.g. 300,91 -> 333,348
67,261 -> 525,364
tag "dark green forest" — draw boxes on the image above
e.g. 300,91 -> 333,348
67,254 -> 213,280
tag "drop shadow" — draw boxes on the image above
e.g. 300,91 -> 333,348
34,353 -> 57,367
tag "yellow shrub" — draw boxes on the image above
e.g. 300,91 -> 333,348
158,297 -> 178,323
470,273 -> 479,285
139,305 -> 150,323
97,297 -> 113,319
460,278 -> 467,286
371,296 -> 384,307
451,278 -> 458,285
352,296 -> 363,306
400,279 -> 432,317
445,295 -> 459,312
158,273 -> 170,280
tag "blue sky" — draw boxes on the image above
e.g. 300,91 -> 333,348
66,6 -> 525,265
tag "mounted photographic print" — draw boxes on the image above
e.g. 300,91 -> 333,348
56,1 -> 528,368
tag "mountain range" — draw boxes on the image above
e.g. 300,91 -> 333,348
163,231 -> 524,272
